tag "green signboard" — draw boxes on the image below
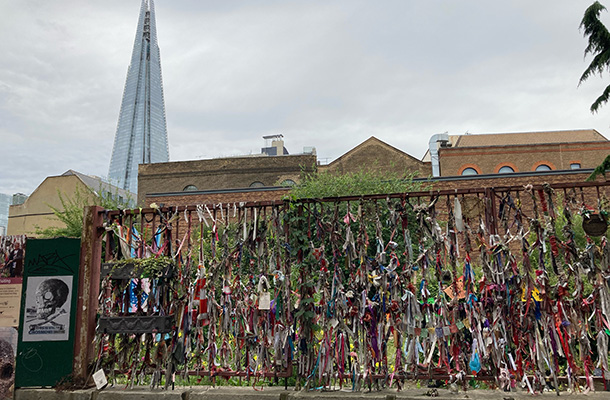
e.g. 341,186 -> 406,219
15,238 -> 80,387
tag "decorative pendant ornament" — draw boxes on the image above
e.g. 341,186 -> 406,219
583,213 -> 608,237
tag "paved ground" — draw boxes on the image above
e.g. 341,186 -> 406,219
13,386 -> 610,400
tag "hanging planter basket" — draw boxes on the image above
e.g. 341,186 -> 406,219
97,315 -> 174,335
101,257 -> 175,280
582,213 -> 608,237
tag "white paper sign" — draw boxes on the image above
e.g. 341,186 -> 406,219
93,369 -> 108,390
259,292 -> 270,310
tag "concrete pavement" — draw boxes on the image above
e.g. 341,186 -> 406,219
13,386 -> 610,400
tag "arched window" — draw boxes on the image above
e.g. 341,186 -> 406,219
458,164 -> 481,176
183,185 -> 198,191
535,164 -> 552,172
570,163 -> 581,170
249,181 -> 265,188
280,179 -> 296,187
498,165 -> 515,174
461,167 -> 478,176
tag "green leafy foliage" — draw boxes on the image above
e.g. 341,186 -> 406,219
288,166 -> 427,200
580,1 -> 610,113
580,2 -> 610,180
586,153 -> 610,180
110,256 -> 174,279
35,184 -> 132,238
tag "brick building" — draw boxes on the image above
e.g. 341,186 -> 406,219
138,153 -> 316,205
139,130 -> 610,208
320,136 -> 431,177
7,170 -> 132,236
434,129 -> 610,176
138,136 -> 431,206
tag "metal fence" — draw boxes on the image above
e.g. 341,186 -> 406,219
84,179 -> 610,393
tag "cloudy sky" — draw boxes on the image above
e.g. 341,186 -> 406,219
1,0 -> 610,195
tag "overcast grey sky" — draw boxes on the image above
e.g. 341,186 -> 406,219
1,0 -> 610,195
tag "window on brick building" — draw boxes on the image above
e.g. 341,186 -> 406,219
461,167 -> 478,176
498,165 -> 515,173
280,179 -> 296,187
183,185 -> 198,191
570,163 -> 581,169
249,181 -> 264,188
535,164 -> 552,171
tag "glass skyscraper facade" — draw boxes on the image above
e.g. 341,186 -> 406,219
0,194 -> 10,231
108,0 -> 169,194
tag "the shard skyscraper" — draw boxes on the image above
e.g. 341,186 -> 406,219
109,0 -> 169,194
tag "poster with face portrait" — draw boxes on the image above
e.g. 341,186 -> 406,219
0,236 -> 26,327
22,276 -> 72,342
0,236 -> 25,280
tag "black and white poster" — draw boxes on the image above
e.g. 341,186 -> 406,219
22,276 -> 72,342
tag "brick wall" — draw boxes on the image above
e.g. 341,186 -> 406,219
320,137 -> 431,177
138,154 -> 316,205
137,138 -> 434,207
439,141 -> 610,176
428,170 -> 605,190
145,170 -> 608,211
145,188 -> 291,208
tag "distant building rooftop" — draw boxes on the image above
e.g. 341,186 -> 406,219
60,170 -> 134,202
452,129 -> 607,148
421,129 -> 608,162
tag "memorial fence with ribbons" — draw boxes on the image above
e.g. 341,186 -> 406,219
91,180 -> 610,393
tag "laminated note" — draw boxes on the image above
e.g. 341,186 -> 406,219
259,292 -> 271,310
93,369 -> 108,390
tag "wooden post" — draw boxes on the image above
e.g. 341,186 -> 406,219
73,205 -> 105,383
